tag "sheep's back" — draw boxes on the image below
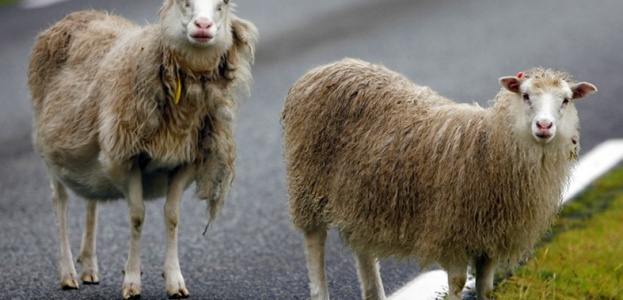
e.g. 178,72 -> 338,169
30,11 -> 138,153
283,58 -> 452,233
29,11 -> 138,153
28,11 -> 137,115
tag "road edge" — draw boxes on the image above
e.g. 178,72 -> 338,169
389,139 -> 623,300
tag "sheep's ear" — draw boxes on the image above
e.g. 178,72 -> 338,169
499,76 -> 522,93
571,82 -> 597,99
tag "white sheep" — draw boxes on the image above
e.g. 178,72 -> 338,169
27,0 -> 257,298
281,58 -> 597,300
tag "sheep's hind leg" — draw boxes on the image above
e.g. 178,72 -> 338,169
163,167 -> 193,299
51,178 -> 80,289
122,165 -> 145,299
443,262 -> 467,300
78,200 -> 99,284
304,229 -> 329,300
354,251 -> 386,300
475,255 -> 497,300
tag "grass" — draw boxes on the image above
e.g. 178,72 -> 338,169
0,0 -> 18,6
495,165 -> 623,300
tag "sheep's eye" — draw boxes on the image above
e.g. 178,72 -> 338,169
218,1 -> 227,11
562,98 -> 570,105
522,94 -> 530,101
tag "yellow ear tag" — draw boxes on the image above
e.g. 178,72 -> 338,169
174,75 -> 182,105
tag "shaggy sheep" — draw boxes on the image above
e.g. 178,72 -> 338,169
28,0 -> 257,298
282,58 -> 597,300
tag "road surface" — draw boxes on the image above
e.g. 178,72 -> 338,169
0,0 -> 621,299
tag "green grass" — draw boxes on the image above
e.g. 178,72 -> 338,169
495,166 -> 623,299
0,0 -> 18,5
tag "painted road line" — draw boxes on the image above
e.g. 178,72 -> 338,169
388,139 -> 623,300
20,0 -> 69,9
563,139 -> 623,203
390,270 -> 448,300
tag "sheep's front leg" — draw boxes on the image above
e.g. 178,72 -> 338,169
163,167 -> 193,299
475,255 -> 497,300
122,165 -> 145,299
354,251 -> 385,300
78,200 -> 99,284
444,262 -> 467,300
51,179 -> 79,289
304,229 -> 329,300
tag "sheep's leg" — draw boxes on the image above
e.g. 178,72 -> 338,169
78,200 -> 99,284
51,178 -> 80,289
354,251 -> 386,300
444,262 -> 467,300
475,255 -> 497,300
163,167 -> 193,299
304,229 -> 329,300
122,165 -> 145,299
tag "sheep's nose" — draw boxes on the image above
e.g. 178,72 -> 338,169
194,18 -> 212,29
536,121 -> 553,130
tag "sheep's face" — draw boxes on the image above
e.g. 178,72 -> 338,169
162,0 -> 232,48
500,71 -> 596,144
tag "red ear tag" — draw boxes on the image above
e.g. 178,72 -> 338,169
517,72 -> 524,79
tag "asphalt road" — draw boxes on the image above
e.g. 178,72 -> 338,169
0,1 -> 621,299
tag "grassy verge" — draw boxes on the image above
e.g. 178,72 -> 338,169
0,0 -> 18,6
495,165 -> 623,299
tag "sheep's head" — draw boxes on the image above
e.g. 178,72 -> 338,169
499,68 -> 597,144
160,0 -> 233,49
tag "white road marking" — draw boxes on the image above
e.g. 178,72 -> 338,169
388,139 -> 623,300
390,270 -> 448,300
563,139 -> 623,203
20,0 -> 69,9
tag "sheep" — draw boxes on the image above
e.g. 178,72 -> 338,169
27,0 -> 257,298
281,58 -> 597,300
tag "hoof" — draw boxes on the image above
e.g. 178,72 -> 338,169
167,288 -> 190,299
122,289 -> 141,299
164,271 -> 189,299
81,272 -> 100,285
60,274 -> 79,290
61,282 -> 79,290
122,284 -> 141,299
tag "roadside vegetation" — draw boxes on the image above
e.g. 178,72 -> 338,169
495,165 -> 623,299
